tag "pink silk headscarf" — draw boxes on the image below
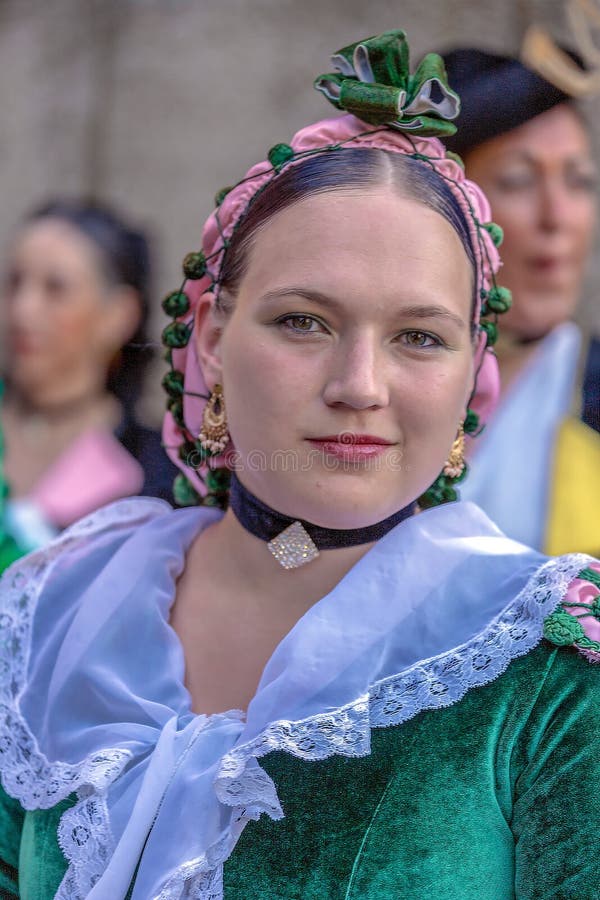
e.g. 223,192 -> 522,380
162,114 -> 502,496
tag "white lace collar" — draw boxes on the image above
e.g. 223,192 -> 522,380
0,497 -> 588,899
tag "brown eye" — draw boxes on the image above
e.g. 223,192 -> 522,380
289,316 -> 315,331
278,314 -> 326,334
406,331 -> 430,346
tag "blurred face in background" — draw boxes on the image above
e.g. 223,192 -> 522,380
463,103 -> 597,342
3,217 -> 138,401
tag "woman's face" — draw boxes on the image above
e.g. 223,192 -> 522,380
198,188 -> 475,529
464,103 -> 597,342
3,218 -> 136,398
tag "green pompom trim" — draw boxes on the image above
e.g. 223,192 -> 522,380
163,348 -> 173,366
162,370 -> 184,398
215,185 -> 233,207
162,321 -> 191,349
173,473 -> 201,507
178,441 -> 196,463
481,321 -> 498,346
205,467 -> 231,493
483,222 -> 504,247
168,397 -> 185,428
419,474 -> 458,509
268,143 -> 295,169
162,290 -> 190,318
463,408 -> 480,435
486,286 -> 512,314
202,493 -> 225,508
182,251 -> 207,280
543,610 -> 585,646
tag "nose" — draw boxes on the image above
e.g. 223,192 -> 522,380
322,332 -> 390,410
537,178 -> 576,233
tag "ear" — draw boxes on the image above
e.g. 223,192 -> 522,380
194,291 -> 225,388
97,285 -> 142,352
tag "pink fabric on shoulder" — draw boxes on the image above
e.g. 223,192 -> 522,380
562,562 -> 600,662
162,114 -> 502,494
30,428 -> 144,528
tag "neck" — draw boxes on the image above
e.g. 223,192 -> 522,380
196,507 -> 376,611
6,377 -> 111,420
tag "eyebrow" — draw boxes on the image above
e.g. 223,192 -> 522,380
259,287 -> 467,329
497,150 -> 596,168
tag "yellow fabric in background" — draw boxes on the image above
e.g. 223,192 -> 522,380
545,417 -> 600,556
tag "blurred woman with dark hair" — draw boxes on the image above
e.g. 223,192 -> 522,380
1,199 -> 176,551
442,48 -> 600,555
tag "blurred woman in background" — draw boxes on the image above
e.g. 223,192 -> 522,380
442,48 -> 600,554
0,200 -> 176,552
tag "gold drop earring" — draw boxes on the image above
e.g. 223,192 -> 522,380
198,384 -> 229,454
443,422 -> 465,479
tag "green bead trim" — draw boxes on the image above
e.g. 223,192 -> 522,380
202,493 -> 225,508
215,185 -> 233,207
463,408 -> 480,435
162,370 -> 185,398
205,467 -> 231,494
162,290 -> 190,318
173,473 -> 201,507
480,321 -> 498,347
268,143 -> 295,169
168,397 -> 185,428
162,321 -> 191,349
178,441 -> 196,463
483,222 -> 504,248
182,251 -> 207,280
486,285 -> 512,314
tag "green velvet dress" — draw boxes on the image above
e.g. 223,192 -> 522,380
1,642 -> 598,899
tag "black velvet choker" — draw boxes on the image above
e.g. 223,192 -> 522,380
229,471 -> 415,569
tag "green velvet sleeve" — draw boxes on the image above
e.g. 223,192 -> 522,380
0,783 -> 24,898
512,647 -> 600,898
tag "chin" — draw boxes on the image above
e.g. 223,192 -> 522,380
270,475 -> 416,530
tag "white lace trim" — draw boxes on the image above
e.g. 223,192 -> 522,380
0,526 -> 591,899
0,499 -> 168,897
159,552 -> 592,899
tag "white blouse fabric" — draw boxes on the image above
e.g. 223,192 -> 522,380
0,497 -> 589,899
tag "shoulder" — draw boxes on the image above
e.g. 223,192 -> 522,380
0,497 -> 196,642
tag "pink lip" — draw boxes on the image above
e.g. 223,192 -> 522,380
307,435 -> 394,462
527,256 -> 570,273
309,434 -> 394,445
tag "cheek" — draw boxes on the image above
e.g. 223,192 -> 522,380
392,358 -> 473,449
220,329 -> 313,448
573,203 -> 597,260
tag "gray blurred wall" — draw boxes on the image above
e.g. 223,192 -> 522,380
0,0 -> 596,422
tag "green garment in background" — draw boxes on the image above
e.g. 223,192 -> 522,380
0,642 -> 598,899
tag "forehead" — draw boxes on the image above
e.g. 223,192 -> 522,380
465,103 -> 591,167
13,218 -> 102,274
239,188 -> 473,309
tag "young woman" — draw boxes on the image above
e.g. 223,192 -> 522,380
0,30 -> 598,900
442,48 -> 600,555
1,200 -> 177,555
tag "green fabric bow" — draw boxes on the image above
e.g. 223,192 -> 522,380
314,30 -> 460,138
